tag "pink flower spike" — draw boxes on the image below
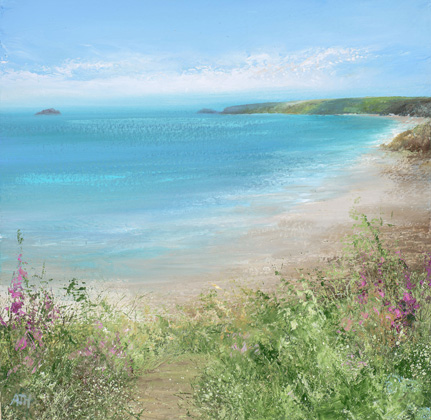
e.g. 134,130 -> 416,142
15,336 -> 27,351
8,288 -> 23,299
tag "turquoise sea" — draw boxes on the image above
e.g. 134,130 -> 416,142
0,107 -> 401,283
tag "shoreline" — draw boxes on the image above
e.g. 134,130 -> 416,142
109,118 -> 430,306
340,113 -> 428,124
2,114 -> 428,308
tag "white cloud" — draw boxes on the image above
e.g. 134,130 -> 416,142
0,47 -> 370,103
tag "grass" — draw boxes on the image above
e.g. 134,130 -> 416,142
169,213 -> 431,419
1,214 -> 431,419
0,232 -> 169,419
221,97 -> 431,117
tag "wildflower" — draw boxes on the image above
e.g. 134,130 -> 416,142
24,356 -> 34,368
405,272 -> 414,290
8,287 -> 23,299
343,318 -> 353,332
7,366 -> 19,376
11,301 -> 24,314
357,291 -> 368,304
402,292 -> 419,309
18,267 -> 28,278
15,335 -> 27,351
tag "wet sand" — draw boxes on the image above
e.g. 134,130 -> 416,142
107,117 -> 430,307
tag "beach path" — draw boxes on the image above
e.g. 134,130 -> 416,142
135,355 -> 205,419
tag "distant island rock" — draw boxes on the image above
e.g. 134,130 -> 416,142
35,108 -> 61,116
197,108 -> 219,114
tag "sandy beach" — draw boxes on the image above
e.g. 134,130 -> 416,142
107,116 -> 430,308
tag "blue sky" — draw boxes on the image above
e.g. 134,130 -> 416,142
1,0 -> 430,106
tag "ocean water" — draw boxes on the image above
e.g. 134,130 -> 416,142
0,107 -> 401,283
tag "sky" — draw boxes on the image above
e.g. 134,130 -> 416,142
0,0 -> 430,107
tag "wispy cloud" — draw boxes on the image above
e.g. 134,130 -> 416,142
0,47 -> 371,103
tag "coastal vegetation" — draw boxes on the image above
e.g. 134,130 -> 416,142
0,233 -> 149,419
220,97 -> 431,118
1,214 -> 431,419
385,120 -> 431,154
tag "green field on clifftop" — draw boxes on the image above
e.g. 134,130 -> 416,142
221,96 -> 431,117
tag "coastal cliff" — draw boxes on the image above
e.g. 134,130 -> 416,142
220,97 -> 431,118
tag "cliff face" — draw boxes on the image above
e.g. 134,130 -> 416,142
221,97 -> 431,118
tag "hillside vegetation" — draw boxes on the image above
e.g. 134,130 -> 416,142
221,97 -> 431,118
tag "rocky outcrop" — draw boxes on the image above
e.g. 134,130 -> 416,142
197,108 -> 219,114
384,120 -> 431,154
35,108 -> 61,116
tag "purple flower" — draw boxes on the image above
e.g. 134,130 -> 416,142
11,301 -> 24,314
402,292 -> 417,307
8,288 -> 23,299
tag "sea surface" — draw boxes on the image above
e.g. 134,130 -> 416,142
0,107 -> 401,283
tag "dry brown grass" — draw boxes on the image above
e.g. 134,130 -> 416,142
386,120 -> 431,154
